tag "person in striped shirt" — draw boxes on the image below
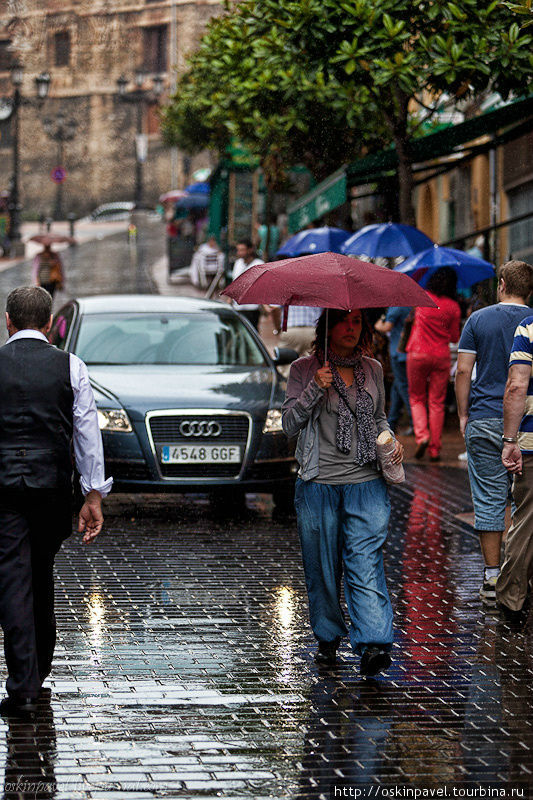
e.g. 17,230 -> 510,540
497,314 -> 533,614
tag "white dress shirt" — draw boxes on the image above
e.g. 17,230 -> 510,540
6,330 -> 113,497
231,257 -> 264,310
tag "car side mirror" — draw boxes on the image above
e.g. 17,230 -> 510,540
273,346 -> 299,366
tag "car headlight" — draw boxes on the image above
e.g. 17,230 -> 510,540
97,408 -> 132,433
262,409 -> 283,434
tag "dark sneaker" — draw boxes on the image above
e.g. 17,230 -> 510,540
360,646 -> 391,677
0,695 -> 37,716
315,638 -> 340,666
415,440 -> 429,459
479,576 -> 498,605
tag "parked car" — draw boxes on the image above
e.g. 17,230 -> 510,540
88,202 -> 135,222
49,295 -> 298,508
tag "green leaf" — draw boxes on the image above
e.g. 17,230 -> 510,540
344,59 -> 357,74
509,21 -> 520,41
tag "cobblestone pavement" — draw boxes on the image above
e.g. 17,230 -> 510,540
1,219 -> 532,797
0,465 -> 532,799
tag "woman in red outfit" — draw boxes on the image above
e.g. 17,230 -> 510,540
406,267 -> 461,461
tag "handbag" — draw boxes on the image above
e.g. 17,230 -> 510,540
396,311 -> 414,354
49,258 -> 63,287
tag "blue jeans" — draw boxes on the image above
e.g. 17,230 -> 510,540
464,418 -> 513,531
388,355 -> 412,430
294,478 -> 393,654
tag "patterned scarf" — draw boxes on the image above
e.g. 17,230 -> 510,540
317,348 -> 376,465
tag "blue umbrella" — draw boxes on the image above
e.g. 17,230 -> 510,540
341,222 -> 434,258
394,245 -> 495,289
185,181 -> 210,194
276,226 -> 350,257
174,193 -> 210,210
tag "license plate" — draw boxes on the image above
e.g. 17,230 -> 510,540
161,445 -> 241,464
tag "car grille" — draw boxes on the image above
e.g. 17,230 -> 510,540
148,413 -> 250,479
107,460 -> 151,482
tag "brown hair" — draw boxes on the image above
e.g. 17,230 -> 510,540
313,308 -> 372,359
498,260 -> 533,300
6,286 -> 52,331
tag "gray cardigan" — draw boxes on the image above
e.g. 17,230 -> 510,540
282,353 -> 392,481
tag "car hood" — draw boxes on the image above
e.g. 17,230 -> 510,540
88,364 -> 277,419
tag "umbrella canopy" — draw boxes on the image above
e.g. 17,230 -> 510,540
29,234 -> 76,246
185,181 -> 210,194
222,252 -> 437,310
276,227 -> 350,258
174,193 -> 209,211
159,189 -> 187,203
341,222 -> 434,258
394,245 -> 495,289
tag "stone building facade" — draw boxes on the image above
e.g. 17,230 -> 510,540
0,0 -> 222,217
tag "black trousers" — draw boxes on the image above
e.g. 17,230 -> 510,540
0,488 -> 72,698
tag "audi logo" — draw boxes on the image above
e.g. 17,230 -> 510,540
179,420 -> 222,437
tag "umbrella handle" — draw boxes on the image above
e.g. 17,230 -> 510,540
282,304 -> 289,332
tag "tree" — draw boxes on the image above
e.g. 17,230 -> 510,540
161,0 -> 533,223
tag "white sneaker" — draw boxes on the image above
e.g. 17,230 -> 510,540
458,451 -> 468,462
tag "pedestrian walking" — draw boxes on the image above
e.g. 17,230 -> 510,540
230,239 -> 264,329
454,260 -> 533,605
279,305 -> 322,357
190,236 -> 224,289
375,307 -> 413,434
497,311 -> 533,615
0,286 -> 112,716
32,243 -> 64,297
406,267 -> 461,461
282,309 -> 403,676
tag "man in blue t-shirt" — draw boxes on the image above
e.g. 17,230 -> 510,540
455,260 -> 533,607
375,306 -> 413,433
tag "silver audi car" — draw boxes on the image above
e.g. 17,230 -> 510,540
49,295 -> 297,508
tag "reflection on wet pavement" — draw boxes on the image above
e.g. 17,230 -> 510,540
1,225 -> 532,795
0,467 -> 532,797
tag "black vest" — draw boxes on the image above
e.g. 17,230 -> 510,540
0,338 -> 74,489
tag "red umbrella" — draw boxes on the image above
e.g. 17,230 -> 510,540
159,189 -> 187,203
29,234 -> 76,246
222,251 -> 436,359
223,251 -> 436,308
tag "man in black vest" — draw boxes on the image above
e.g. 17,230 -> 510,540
0,286 -> 112,715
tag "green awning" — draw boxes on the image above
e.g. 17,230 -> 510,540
287,94 -> 533,232
287,166 -> 347,233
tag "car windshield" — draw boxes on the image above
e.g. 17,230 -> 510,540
74,311 -> 267,366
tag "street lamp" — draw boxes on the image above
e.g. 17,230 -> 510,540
42,110 -> 78,220
7,62 -> 51,251
116,70 -> 165,208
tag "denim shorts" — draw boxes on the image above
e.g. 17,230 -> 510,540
464,418 -> 512,531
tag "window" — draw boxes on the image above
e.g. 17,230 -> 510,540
508,181 -> 533,261
74,312 -> 266,366
0,40 -> 12,71
49,304 -> 76,350
54,31 -> 70,67
143,25 -> 167,73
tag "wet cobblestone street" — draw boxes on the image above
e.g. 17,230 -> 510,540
0,220 -> 531,797
1,465 -> 532,798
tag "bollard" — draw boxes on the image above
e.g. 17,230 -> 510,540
67,212 -> 76,241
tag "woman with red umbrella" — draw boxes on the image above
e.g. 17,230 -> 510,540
30,235 -> 70,298
282,308 -> 403,677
